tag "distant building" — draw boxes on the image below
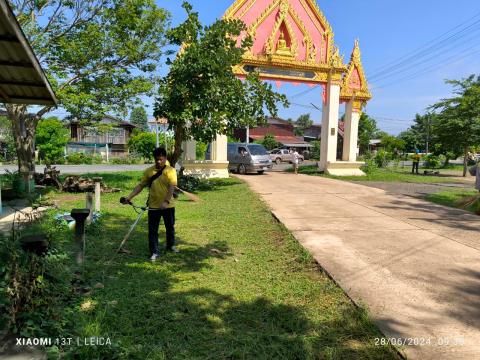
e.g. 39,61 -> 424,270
67,115 -> 136,158
234,117 -> 312,152
147,118 -> 168,133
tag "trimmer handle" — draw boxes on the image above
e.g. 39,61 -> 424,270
120,197 -> 132,205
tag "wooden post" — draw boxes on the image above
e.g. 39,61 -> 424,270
93,177 -> 102,212
85,192 -> 93,225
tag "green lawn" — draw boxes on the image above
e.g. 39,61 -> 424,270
425,189 -> 480,214
37,172 -> 398,359
296,165 -> 466,184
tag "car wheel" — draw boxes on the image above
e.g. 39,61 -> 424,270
238,164 -> 247,174
275,158 -> 281,165
257,170 -> 264,175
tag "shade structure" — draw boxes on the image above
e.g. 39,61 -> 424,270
0,0 -> 57,105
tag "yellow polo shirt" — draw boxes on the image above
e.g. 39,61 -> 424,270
139,165 -> 177,209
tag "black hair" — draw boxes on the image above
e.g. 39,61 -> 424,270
153,147 -> 167,158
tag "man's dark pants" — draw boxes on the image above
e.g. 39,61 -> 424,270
148,208 -> 175,255
412,162 -> 419,174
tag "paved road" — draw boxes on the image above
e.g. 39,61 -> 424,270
0,164 -> 151,174
238,172 -> 480,360
0,161 -> 318,175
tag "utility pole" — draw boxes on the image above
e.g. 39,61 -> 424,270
426,115 -> 431,154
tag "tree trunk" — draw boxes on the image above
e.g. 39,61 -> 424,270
444,154 -> 450,168
463,147 -> 468,177
5,104 -> 41,191
169,126 -> 184,167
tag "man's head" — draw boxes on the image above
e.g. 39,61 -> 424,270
153,147 -> 167,168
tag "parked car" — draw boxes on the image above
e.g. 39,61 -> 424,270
269,148 -> 304,165
227,143 -> 272,174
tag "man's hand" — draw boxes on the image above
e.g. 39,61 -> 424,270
160,200 -> 170,209
120,197 -> 132,205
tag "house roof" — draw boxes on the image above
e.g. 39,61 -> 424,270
303,125 -> 321,139
68,114 -> 136,128
0,0 -> 57,105
250,134 -> 309,146
249,124 -> 295,137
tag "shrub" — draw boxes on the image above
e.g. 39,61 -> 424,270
361,158 -> 378,174
0,222 -> 74,338
66,153 -> 102,164
128,132 -> 156,160
310,141 -> 320,160
424,154 -> 442,169
196,142 -> 208,160
374,149 -> 391,168
111,156 -> 143,164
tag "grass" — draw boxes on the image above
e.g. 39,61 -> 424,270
35,172 -> 399,359
295,165 -> 468,184
425,189 -> 480,214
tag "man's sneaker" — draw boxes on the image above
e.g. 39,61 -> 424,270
150,253 -> 160,261
166,246 -> 179,253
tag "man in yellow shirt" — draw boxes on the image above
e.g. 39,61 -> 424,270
124,147 -> 178,261
411,150 -> 421,175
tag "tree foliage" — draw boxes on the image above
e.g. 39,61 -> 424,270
128,132 -> 156,160
430,75 -> 480,176
294,113 -> 313,136
358,113 -> 379,154
261,133 -> 279,150
2,0 -> 169,174
154,2 -> 288,165
397,113 -> 436,152
36,117 -> 69,163
130,106 -> 149,131
0,116 -> 16,162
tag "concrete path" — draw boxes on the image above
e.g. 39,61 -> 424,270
238,172 -> 480,360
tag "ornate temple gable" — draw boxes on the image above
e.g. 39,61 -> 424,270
224,0 -> 346,84
340,39 -> 372,105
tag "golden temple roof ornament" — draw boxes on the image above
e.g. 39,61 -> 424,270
340,39 -> 372,104
224,0 -> 369,94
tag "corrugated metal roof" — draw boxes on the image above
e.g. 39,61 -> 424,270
0,0 -> 57,105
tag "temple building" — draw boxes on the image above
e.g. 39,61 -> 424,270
181,0 -> 371,177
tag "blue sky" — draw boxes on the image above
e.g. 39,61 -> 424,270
156,0 -> 480,134
45,1 -> 480,134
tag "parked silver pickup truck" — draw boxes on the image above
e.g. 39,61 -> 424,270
269,148 -> 304,165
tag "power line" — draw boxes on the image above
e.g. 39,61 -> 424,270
290,85 -> 319,99
371,31 -> 480,83
372,45 -> 480,90
369,10 -> 480,79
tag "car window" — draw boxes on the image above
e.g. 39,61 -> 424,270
238,147 -> 247,154
247,144 -> 268,155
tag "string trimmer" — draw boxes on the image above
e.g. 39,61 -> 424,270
117,188 -> 200,253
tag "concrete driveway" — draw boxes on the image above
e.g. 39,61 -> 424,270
238,172 -> 480,360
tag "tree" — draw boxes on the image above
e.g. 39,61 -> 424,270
1,0 -> 168,181
154,2 -> 287,165
130,106 -> 149,131
398,113 -> 436,153
36,117 -> 69,164
358,113 -> 379,154
294,113 -> 313,136
430,75 -> 480,176
128,132 -> 156,160
261,133 -> 278,150
379,133 -> 405,156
